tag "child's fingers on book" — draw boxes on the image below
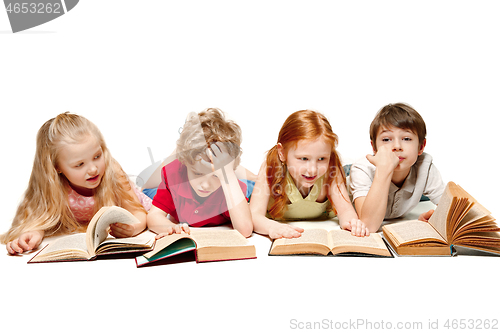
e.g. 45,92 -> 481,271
109,226 -> 121,237
418,209 -> 434,222
117,223 -> 134,232
110,225 -> 134,238
111,223 -> 135,237
155,232 -> 171,240
172,225 -> 184,234
6,246 -> 15,255
358,227 -> 368,237
20,234 -> 38,251
280,226 -> 302,239
180,223 -> 190,234
269,229 -> 283,239
17,237 -> 30,250
7,240 -> 22,254
26,235 -> 41,250
6,244 -> 21,255
112,222 -> 127,229
113,230 -> 126,238
6,242 -> 17,255
349,220 -> 365,237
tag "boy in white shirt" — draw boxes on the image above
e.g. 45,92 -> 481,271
349,103 -> 445,232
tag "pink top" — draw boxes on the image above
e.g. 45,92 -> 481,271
68,183 -> 152,223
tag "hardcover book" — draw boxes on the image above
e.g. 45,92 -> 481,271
136,228 -> 256,266
29,206 -> 155,263
269,228 -> 392,257
382,182 -> 499,256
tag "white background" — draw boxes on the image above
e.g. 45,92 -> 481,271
1,1 -> 499,332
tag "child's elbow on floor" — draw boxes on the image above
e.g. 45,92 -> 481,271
238,226 -> 254,238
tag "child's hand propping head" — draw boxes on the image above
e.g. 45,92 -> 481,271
203,142 -> 238,175
366,145 -> 400,172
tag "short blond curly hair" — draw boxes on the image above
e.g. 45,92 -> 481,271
176,108 -> 242,168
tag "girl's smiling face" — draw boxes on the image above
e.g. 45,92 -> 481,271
278,138 -> 332,197
56,135 -> 105,196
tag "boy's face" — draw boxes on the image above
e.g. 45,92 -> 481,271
373,126 -> 426,175
186,160 -> 221,199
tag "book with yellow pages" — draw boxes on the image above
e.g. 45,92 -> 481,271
29,206 -> 155,263
135,228 -> 256,267
269,229 -> 392,257
382,182 -> 499,256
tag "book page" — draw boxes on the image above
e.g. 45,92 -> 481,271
453,232 -> 500,254
86,206 -> 140,256
428,183 -> 453,240
457,231 -> 500,242
453,204 -> 494,235
430,182 -> 495,242
30,233 -> 90,262
269,229 -> 330,256
329,230 -> 386,250
40,233 -> 88,253
447,197 -> 473,240
100,230 -> 155,245
272,229 -> 329,247
143,232 -> 193,259
95,230 -> 156,254
190,229 -> 250,248
383,220 -> 447,245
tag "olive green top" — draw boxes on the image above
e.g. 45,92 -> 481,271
268,171 -> 333,220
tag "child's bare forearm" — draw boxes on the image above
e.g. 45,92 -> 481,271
131,211 -> 147,235
228,199 -> 253,237
219,167 -> 253,237
356,168 -> 393,232
251,214 -> 276,236
146,207 -> 178,234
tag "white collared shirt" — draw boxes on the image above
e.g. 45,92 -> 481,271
348,152 -> 445,219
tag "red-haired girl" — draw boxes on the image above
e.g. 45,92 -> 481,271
250,110 -> 369,239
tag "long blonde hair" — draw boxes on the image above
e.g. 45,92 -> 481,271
266,110 -> 346,219
0,112 -> 145,243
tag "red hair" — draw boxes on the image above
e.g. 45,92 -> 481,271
266,110 -> 345,219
